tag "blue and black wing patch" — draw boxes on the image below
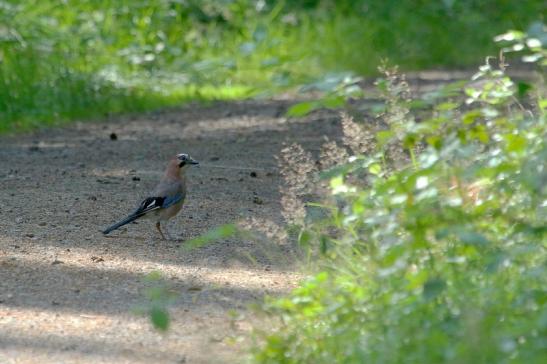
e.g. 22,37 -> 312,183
161,194 -> 183,209
135,196 -> 165,216
135,193 -> 183,216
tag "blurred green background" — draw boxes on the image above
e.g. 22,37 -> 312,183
0,0 -> 544,131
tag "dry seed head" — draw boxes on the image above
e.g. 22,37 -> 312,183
280,194 -> 307,226
385,142 -> 409,170
278,143 -> 317,195
341,112 -> 376,155
377,64 -> 411,128
278,143 -> 316,226
377,64 -> 411,101
319,137 -> 349,170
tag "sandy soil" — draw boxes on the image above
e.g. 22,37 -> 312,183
0,99 -> 348,364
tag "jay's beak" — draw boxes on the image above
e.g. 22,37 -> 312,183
189,157 -> 199,165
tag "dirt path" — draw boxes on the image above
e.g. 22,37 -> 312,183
0,100 -> 348,364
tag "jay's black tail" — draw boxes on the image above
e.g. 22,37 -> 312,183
102,196 -> 164,235
102,213 -> 139,235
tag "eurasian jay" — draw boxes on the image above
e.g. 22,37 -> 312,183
102,153 -> 199,239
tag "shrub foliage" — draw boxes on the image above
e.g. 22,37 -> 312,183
253,51 -> 546,363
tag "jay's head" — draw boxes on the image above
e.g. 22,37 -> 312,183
176,153 -> 199,170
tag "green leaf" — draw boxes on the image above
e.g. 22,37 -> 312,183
426,135 -> 442,149
352,200 -> 365,215
286,101 -> 318,117
330,175 -> 345,189
319,163 -> 352,180
423,278 -> 446,301
505,134 -> 527,153
408,99 -> 429,110
150,307 -> 170,331
494,30 -> 525,42
403,133 -> 417,148
320,235 -> 329,254
321,96 -> 346,109
406,269 -> 428,290
462,110 -> 482,125
381,244 -> 407,267
298,229 -> 312,247
457,231 -> 489,246
376,130 -> 394,145
517,82 -> 532,98
471,124 -> 490,144
435,102 -> 459,111
144,271 -> 162,282
368,163 -> 382,175
184,224 -> 237,250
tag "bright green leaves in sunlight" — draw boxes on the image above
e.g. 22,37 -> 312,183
286,101 -> 318,117
286,74 -> 362,117
495,22 -> 547,65
253,29 -> 547,364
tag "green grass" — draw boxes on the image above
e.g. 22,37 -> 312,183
1,0 -> 544,132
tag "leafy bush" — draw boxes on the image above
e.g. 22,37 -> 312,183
253,44 -> 546,363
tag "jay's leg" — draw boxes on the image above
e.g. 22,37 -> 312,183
156,222 -> 166,240
163,222 -> 175,240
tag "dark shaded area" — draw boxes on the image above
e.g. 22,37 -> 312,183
0,331 -> 184,363
0,257 -> 280,315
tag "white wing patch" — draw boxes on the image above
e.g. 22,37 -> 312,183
145,200 -> 157,209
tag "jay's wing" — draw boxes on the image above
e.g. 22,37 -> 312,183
133,197 -> 165,217
134,192 -> 183,217
147,179 -> 185,211
161,193 -> 184,208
